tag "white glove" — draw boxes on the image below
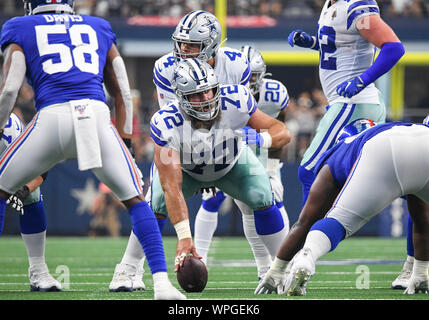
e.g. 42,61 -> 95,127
404,274 -> 429,294
254,267 -> 286,295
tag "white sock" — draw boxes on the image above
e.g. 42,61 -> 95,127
303,230 -> 332,261
279,205 -> 290,235
120,231 -> 145,267
241,213 -> 272,278
194,206 -> 218,263
152,271 -> 170,289
21,231 -> 46,268
271,257 -> 289,273
136,256 -> 146,276
259,225 -> 288,260
413,259 -> 429,278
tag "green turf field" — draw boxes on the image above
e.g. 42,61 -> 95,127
0,236 -> 426,300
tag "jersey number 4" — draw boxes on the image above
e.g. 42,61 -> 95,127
35,24 -> 99,75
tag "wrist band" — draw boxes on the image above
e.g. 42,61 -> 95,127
174,219 -> 192,240
260,131 -> 273,149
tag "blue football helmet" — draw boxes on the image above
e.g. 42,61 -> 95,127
23,0 -> 74,15
335,118 -> 376,144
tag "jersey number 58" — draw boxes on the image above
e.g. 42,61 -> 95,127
35,24 -> 99,75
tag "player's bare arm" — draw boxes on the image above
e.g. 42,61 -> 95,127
269,109 -> 287,159
247,108 -> 291,149
357,14 -> 401,48
0,44 -> 26,130
103,44 -> 133,141
276,165 -> 340,261
154,143 -> 201,271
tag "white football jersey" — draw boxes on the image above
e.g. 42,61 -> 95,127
153,47 -> 251,107
318,0 -> 381,105
256,78 -> 289,119
150,84 -> 257,182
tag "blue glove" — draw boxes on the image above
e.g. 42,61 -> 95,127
336,76 -> 367,98
288,30 -> 316,48
238,126 -> 264,148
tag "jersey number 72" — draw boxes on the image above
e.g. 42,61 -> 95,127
35,24 -> 99,75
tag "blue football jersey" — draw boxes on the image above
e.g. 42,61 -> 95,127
314,122 -> 427,187
0,14 -> 116,111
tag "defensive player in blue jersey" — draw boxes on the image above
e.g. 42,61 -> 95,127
256,120 -> 429,295
0,0 -> 184,299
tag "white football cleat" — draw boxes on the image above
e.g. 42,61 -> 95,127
109,263 -> 135,292
29,264 -> 61,292
132,268 -> 146,291
154,281 -> 186,300
392,259 -> 413,290
285,248 -> 315,296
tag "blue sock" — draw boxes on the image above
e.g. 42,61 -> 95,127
157,217 -> 166,233
19,200 -> 47,235
0,198 -> 6,235
310,217 -> 346,251
202,191 -> 226,212
129,201 -> 167,274
253,204 -> 284,235
298,165 -> 315,207
406,214 -> 414,257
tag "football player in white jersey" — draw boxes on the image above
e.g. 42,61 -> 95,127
149,58 -> 290,273
287,0 -> 405,288
193,45 -> 291,280
0,113 -> 61,292
110,10 -> 265,291
288,0 -> 404,206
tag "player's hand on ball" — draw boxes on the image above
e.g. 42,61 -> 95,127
174,238 -> 201,272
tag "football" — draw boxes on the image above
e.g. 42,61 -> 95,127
177,256 -> 208,292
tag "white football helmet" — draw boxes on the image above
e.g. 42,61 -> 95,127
1,113 -> 24,149
240,45 -> 270,95
23,0 -> 75,15
172,58 -> 220,121
172,10 -> 222,62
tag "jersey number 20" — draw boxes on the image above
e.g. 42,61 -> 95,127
35,24 -> 99,75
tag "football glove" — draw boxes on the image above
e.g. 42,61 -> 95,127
236,126 -> 267,148
288,30 -> 316,48
336,76 -> 367,98
403,274 -> 429,294
122,138 -> 135,158
254,267 -> 286,295
6,185 -> 30,215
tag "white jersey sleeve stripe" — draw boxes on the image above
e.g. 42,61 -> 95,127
240,64 -> 251,86
346,2 -> 379,29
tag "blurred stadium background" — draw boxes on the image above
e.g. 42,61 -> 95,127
1,0 -> 429,240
